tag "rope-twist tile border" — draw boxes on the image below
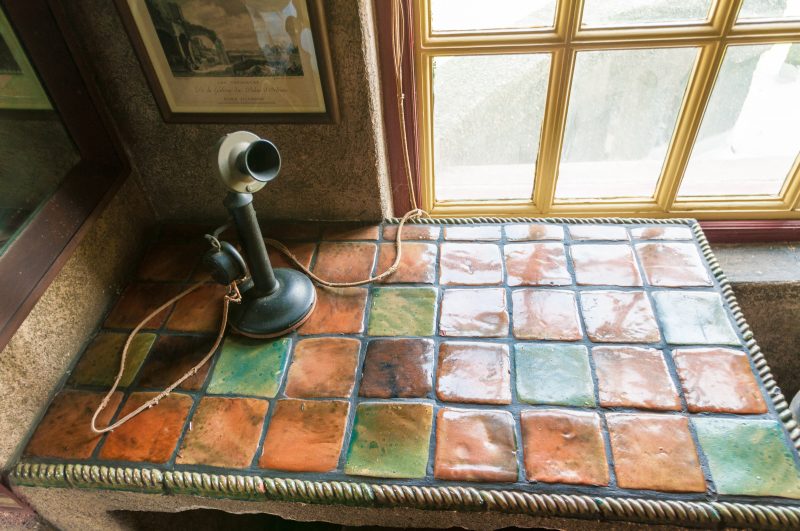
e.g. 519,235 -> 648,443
11,217 -> 800,529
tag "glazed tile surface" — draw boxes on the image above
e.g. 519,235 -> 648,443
23,220 -> 800,512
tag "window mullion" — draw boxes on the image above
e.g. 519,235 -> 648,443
782,155 -> 800,209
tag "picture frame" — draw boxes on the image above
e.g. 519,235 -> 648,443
0,8 -> 51,110
114,0 -> 339,123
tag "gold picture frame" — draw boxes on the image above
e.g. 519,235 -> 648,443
0,8 -> 51,110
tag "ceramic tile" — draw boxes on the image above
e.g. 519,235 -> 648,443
636,243 -> 711,287
439,288 -> 508,337
68,332 -> 156,388
382,224 -> 441,241
137,242 -> 203,282
593,347 -> 681,411
368,287 -> 437,336
693,418 -> 800,498
260,399 -> 350,473
376,242 -> 437,284
359,339 -> 434,398
104,283 -> 184,329
313,242 -> 377,283
569,225 -> 629,241
443,225 -> 502,241
439,243 -> 502,285
262,222 -> 321,241
159,223 -> 216,242
434,408 -> 518,482
631,226 -> 693,240
177,397 -> 268,468
512,289 -> 582,340
607,413 -> 706,493
284,338 -> 360,398
515,344 -> 594,407
505,223 -> 564,241
25,390 -> 123,459
207,337 -> 290,398
137,335 -> 215,391
436,342 -> 511,404
571,244 -> 642,287
673,348 -> 767,414
165,283 -> 228,333
299,287 -> 368,335
345,402 -> 433,479
521,409 -> 609,486
504,243 -> 571,286
652,291 -> 739,345
99,392 -> 193,463
323,224 -> 381,241
580,291 -> 660,343
267,242 -> 316,270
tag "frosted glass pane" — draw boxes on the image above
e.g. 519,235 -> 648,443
555,48 -> 697,200
430,0 -> 556,32
582,0 -> 712,27
679,44 -> 800,198
433,54 -> 550,202
738,0 -> 800,21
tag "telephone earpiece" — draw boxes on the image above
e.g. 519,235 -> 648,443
203,240 -> 248,285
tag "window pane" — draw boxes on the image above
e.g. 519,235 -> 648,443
433,54 -> 550,202
581,0 -> 712,27
430,0 -> 556,32
737,0 -> 800,21
678,44 -> 800,198
555,48 -> 697,200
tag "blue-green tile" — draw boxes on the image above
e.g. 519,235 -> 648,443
652,291 -> 740,345
207,336 -> 290,397
515,344 -> 595,407
367,287 -> 437,336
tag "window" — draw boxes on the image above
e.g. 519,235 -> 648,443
415,0 -> 800,219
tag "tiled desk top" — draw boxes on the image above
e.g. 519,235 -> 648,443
13,219 -> 800,529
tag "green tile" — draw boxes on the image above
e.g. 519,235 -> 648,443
367,287 -> 436,336
69,332 -> 156,388
693,418 -> 800,498
515,344 -> 595,407
652,291 -> 740,345
345,402 -> 433,478
207,336 -> 290,397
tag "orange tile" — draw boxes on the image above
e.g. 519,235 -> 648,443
512,289 -> 582,340
593,347 -> 681,411
569,225 -> 629,241
443,225 -> 501,241
631,226 -> 693,240
504,243 -> 571,286
323,224 -> 380,241
437,342 -> 511,404
636,242 -> 711,287
298,287 -> 367,335
266,242 -> 316,270
262,222 -> 321,241
376,242 -> 437,284
439,243 -> 502,285
137,242 -> 204,282
284,338 -> 360,398
25,390 -> 122,459
382,224 -> 441,241
137,335 -> 215,391
104,283 -> 184,329
313,243 -> 377,283
439,288 -> 508,338
359,339 -> 434,398
580,291 -> 660,343
505,223 -> 564,241
571,244 -> 642,287
165,283 -> 228,333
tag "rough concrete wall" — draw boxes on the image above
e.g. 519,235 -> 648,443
61,0 -> 392,222
0,177 -> 153,470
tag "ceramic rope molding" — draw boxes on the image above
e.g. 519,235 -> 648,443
10,217 -> 800,530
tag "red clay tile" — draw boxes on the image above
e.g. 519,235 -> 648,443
439,243 -> 502,285
104,283 -> 184,329
434,408 -> 517,482
569,225 -> 629,241
636,242 -> 711,287
631,226 -> 693,240
359,339 -> 434,398
137,335 -> 215,391
266,242 -> 316,270
437,342 -> 511,404
323,224 -> 380,241
137,242 -> 204,282
571,244 -> 642,286
443,225 -> 502,241
259,399 -> 350,472
262,222 -> 321,241
505,224 -> 564,241
99,392 -> 193,463
313,243 -> 377,283
512,289 -> 582,340
580,291 -> 660,343
521,409 -> 609,486
504,243 -> 571,286
439,288 -> 508,337
25,390 -> 123,459
382,224 -> 441,241
298,287 -> 368,335
607,413 -> 706,492
673,348 -> 767,414
177,397 -> 268,468
284,338 -> 360,398
165,283 -> 228,333
593,347 -> 681,411
376,242 -> 437,284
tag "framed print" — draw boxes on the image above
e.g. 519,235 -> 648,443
115,0 -> 338,123
0,8 -> 51,110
